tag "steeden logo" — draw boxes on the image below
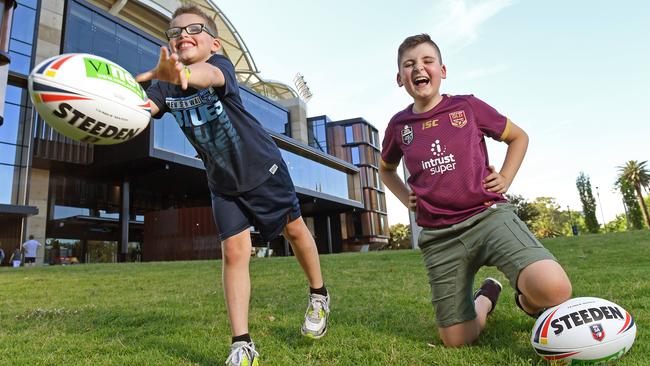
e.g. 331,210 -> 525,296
449,110 -> 467,128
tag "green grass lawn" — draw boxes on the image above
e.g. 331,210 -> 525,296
1,230 -> 648,365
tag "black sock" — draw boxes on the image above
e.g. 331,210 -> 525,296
310,285 -> 328,296
232,333 -> 251,344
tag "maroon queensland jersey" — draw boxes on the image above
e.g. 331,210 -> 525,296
381,94 -> 511,228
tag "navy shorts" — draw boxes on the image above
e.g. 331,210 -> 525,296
24,257 -> 36,263
211,160 -> 301,242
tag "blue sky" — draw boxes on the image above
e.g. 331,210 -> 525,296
216,0 -> 650,225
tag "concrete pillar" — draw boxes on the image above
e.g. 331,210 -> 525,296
25,168 -> 49,264
277,97 -> 308,144
118,177 -> 130,262
35,0 -> 64,64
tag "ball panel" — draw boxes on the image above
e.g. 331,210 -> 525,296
28,53 -> 151,145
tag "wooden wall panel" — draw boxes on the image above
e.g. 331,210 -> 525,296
143,207 -> 221,261
0,218 -> 22,266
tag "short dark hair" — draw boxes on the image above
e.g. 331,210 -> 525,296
171,3 -> 218,37
397,34 -> 442,67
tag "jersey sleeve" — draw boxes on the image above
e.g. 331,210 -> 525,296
145,81 -> 169,119
468,95 -> 511,141
380,121 -> 402,170
207,54 -> 238,97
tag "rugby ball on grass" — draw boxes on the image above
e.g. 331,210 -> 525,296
531,297 -> 636,364
28,53 -> 151,145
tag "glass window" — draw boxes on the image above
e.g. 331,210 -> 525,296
99,210 -> 119,219
153,114 -> 198,158
9,2 -> 35,44
240,87 -> 289,135
0,164 -> 20,204
0,142 -> 27,165
8,0 -> 37,75
53,205 -> 91,219
91,12 -> 118,61
0,84 -> 31,204
116,27 -> 139,72
345,125 -> 354,143
66,4 -> 93,52
351,146 -> 360,165
307,116 -> 328,153
372,169 -> 380,188
280,149 -> 350,199
1,100 -> 21,145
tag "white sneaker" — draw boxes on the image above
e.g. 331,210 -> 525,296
225,341 -> 259,366
301,293 -> 330,339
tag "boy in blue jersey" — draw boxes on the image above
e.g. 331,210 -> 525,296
136,5 -> 330,365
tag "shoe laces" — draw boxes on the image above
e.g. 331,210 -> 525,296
306,294 -> 329,321
225,341 -> 258,366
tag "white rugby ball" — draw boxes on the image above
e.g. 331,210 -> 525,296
28,53 -> 151,145
531,297 -> 636,364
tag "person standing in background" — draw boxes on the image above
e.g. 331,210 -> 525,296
10,246 -> 22,268
22,235 -> 42,267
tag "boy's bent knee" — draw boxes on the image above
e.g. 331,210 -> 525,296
437,321 -> 480,347
547,278 -> 572,305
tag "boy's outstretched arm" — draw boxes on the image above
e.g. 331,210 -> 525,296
380,164 -> 416,211
135,46 -> 225,91
483,121 -> 529,194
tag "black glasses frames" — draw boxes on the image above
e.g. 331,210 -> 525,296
165,23 -> 215,40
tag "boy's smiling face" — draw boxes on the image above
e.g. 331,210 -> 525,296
397,43 -> 446,105
169,13 -> 221,64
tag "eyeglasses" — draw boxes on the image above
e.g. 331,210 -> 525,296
165,23 -> 216,40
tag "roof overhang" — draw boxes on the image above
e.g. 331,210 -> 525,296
0,204 -> 39,219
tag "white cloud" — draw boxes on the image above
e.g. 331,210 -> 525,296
432,0 -> 516,54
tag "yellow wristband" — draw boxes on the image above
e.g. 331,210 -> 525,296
183,65 -> 191,83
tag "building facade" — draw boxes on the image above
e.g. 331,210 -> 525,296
0,0 -> 387,264
308,116 -> 389,250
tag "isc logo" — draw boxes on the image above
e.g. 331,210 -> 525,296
422,119 -> 438,130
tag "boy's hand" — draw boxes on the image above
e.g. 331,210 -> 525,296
483,165 -> 510,194
135,46 -> 189,90
408,191 -> 417,212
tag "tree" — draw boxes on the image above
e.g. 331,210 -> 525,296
604,214 -> 628,232
505,193 -> 539,227
388,223 -> 411,250
576,172 -> 600,233
615,177 -> 644,230
529,197 -> 569,238
618,160 -> 650,229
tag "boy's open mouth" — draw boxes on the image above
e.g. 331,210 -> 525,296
177,41 -> 195,51
413,76 -> 430,86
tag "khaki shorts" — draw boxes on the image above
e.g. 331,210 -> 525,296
419,204 -> 556,327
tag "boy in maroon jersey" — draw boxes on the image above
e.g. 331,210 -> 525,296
380,34 -> 573,347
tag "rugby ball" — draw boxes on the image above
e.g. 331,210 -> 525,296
531,297 -> 636,364
28,53 -> 151,145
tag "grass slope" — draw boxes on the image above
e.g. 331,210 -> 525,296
1,230 -> 648,365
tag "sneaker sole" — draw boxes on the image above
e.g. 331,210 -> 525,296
301,324 -> 328,339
